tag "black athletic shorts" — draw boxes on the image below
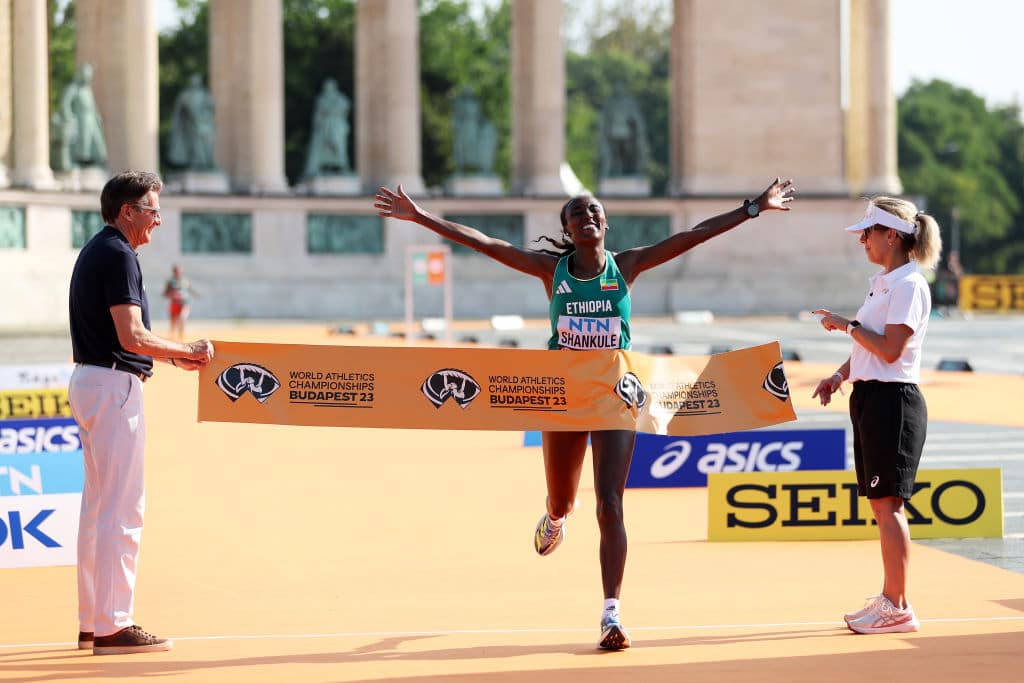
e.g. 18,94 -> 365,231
849,380 -> 928,500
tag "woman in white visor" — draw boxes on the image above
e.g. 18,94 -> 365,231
811,197 -> 942,634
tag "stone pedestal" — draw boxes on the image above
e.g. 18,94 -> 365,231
166,171 -> 231,195
56,167 -> 108,192
446,175 -> 503,197
598,176 -> 651,198
297,175 -> 361,196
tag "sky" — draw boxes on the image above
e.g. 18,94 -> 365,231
890,0 -> 1022,108
154,0 -> 1023,109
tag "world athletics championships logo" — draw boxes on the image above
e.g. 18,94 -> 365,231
615,372 -> 648,409
763,362 -> 790,401
421,369 -> 481,409
215,363 -> 281,403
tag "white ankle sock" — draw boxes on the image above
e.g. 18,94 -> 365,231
603,598 -> 620,616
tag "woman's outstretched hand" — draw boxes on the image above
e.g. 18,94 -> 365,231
759,177 -> 796,212
374,184 -> 421,222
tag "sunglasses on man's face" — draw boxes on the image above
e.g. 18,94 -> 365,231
131,204 -> 161,219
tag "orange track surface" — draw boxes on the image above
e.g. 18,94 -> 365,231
2,324 -> 1022,682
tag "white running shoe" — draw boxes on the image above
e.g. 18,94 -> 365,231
847,596 -> 920,634
844,594 -> 883,625
598,613 -> 631,650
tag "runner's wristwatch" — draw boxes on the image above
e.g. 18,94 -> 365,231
848,320 -> 861,334
743,199 -> 760,219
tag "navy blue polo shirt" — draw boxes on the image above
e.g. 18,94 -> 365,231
69,225 -> 153,377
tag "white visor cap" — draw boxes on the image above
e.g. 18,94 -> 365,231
844,204 -> 917,235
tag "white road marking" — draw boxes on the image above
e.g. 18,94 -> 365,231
5,617 -> 1024,650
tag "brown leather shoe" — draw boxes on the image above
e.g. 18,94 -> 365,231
93,625 -> 173,655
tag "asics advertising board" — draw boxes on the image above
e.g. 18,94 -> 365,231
0,418 -> 84,568
0,417 -> 82,454
707,468 -> 1003,540
626,429 -> 846,488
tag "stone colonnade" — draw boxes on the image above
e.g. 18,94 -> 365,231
0,0 -> 900,196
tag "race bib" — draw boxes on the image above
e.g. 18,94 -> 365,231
556,315 -> 622,350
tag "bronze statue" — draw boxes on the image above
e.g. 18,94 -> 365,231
598,82 -> 649,178
167,74 -> 217,170
52,64 -> 108,171
452,87 -> 497,175
303,79 -> 352,177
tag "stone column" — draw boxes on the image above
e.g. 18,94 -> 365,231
0,0 -> 11,187
510,0 -> 564,196
209,0 -> 237,176
11,0 -> 56,189
75,0 -> 159,173
847,0 -> 901,195
209,0 -> 289,194
669,0 -> 694,199
355,0 -> 424,194
670,0 -> 847,196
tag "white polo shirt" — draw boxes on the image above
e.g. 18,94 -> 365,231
849,261 -> 931,383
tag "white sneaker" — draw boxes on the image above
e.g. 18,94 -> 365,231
844,594 -> 883,625
847,596 -> 920,634
598,613 -> 631,650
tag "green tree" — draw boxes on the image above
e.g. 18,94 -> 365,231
48,0 -> 76,116
419,0 -> 511,190
898,79 -> 1024,274
282,0 -> 356,184
564,7 -> 671,194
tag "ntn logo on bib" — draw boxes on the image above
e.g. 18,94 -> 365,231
556,315 -> 622,350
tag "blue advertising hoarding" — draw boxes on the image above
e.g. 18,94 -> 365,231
0,417 -> 84,496
626,429 -> 846,488
524,428 -> 847,487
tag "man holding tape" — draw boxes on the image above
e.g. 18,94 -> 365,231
813,197 -> 942,634
68,171 -> 214,654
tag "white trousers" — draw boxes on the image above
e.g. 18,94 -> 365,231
68,364 -> 146,637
